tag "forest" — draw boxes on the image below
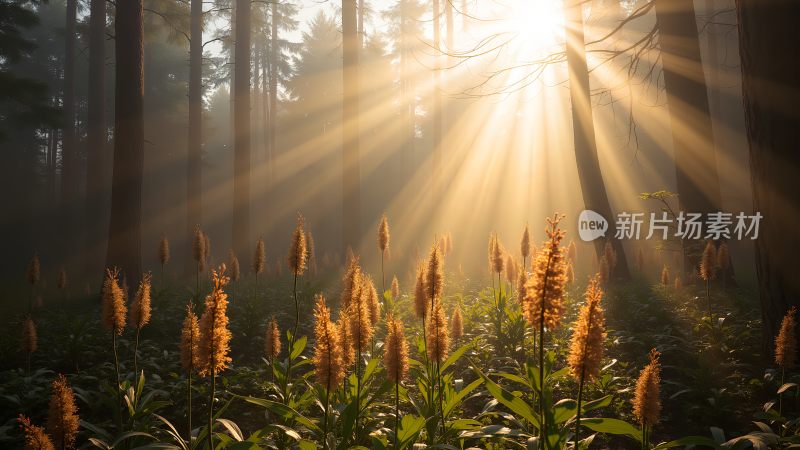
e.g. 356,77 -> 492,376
0,0 -> 799,448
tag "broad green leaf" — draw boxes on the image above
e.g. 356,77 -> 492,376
474,366 -> 539,428
652,436 -> 720,449
216,418 -> 244,441
239,396 -> 321,433
581,418 -> 642,443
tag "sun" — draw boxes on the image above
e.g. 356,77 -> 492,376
507,0 -> 564,55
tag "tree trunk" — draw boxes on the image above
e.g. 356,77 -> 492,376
106,0 -> 144,279
269,1 -> 278,180
188,0 -> 203,256
653,0 -> 721,216
563,0 -> 630,279
233,0 -> 251,258
735,0 -> 800,353
61,0 -> 77,202
342,0 -> 361,255
432,0 -> 442,201
85,0 -> 107,276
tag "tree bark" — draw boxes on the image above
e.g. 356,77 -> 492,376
61,0 -> 77,202
106,0 -> 144,279
653,0 -> 721,216
432,0 -> 442,199
85,0 -> 107,276
188,0 -> 203,256
735,0 -> 800,353
342,0 -> 361,255
269,1 -> 278,180
563,0 -> 630,279
233,0 -> 251,257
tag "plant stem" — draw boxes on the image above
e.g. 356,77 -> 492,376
780,366 -> 785,417
574,366 -> 586,449
706,279 -> 713,328
134,328 -> 141,376
187,371 -> 192,443
112,333 -> 121,429
323,386 -> 330,450
208,371 -> 215,450
394,380 -> 400,450
381,251 -> 386,303
355,346 -> 362,444
285,271 -> 300,404
436,358 -> 446,439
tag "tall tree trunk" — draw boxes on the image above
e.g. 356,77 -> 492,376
106,0 -> 144,279
653,0 -> 721,216
399,0 -> 413,173
342,0 -> 361,254
188,0 -> 203,258
358,0 -> 365,46
432,0 -> 442,199
61,0 -> 77,202
563,0 -> 630,279
269,1 -> 277,180
85,0 -> 107,276
735,0 -> 800,353
261,41 -> 269,168
233,0 -> 251,258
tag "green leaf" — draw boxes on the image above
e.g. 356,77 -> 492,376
443,378 -> 483,417
238,396 -> 321,433
652,436 -> 720,449
474,366 -> 539,428
441,341 -> 473,373
291,336 -> 307,360
216,418 -> 244,441
581,418 -> 642,443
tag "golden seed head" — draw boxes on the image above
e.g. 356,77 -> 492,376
197,265 -> 232,377
253,238 -> 266,274
306,230 -> 317,274
699,240 -> 716,281
228,250 -> 240,282
364,275 -> 381,325
341,255 -> 362,310
101,268 -> 127,336
57,268 -> 67,291
313,295 -> 345,390
674,276 -> 682,291
413,264 -> 428,320
521,224 -> 531,259
27,254 -> 40,285
180,301 -> 200,372
567,241 -> 577,263
567,274 -> 606,381
265,316 -> 281,359
21,316 -> 37,355
288,214 -> 308,275
378,214 -> 390,253
337,308 -> 355,368
46,374 -> 79,449
391,275 -> 400,300
451,303 -> 464,341
505,255 -> 516,283
516,269 -> 529,306
350,276 -> 375,353
660,265 -> 669,287
130,273 -> 152,330
776,306 -> 797,369
523,214 -> 567,330
18,415 -> 54,450
426,299 -> 449,363
192,226 -> 206,264
159,235 -> 170,265
717,241 -> 730,271
425,242 -> 444,302
633,348 -> 662,428
384,315 -> 409,383
491,234 -> 505,274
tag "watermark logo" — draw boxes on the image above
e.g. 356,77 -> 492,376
577,209 -> 762,242
578,210 -> 608,241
